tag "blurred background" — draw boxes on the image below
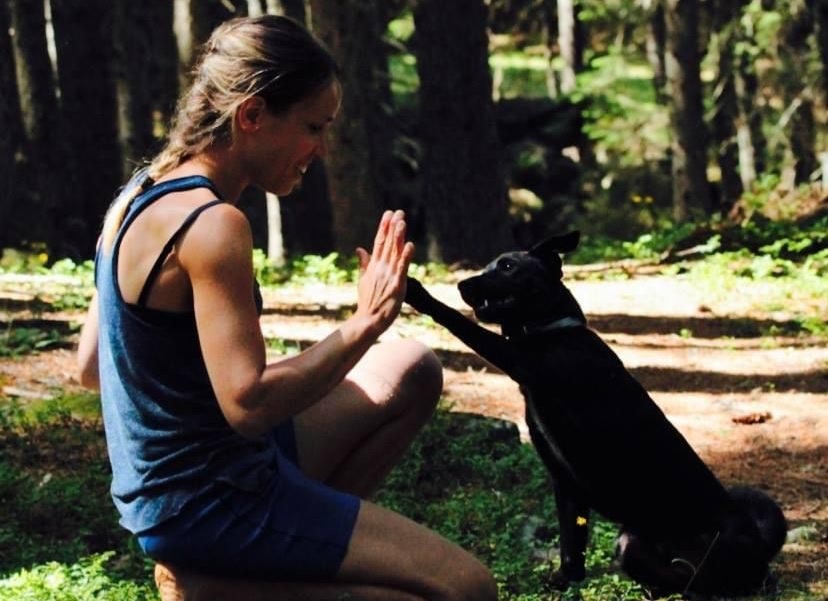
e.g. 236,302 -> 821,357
0,0 -> 826,266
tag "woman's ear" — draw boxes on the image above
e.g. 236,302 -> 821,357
236,96 -> 267,133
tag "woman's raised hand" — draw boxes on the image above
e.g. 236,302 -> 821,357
354,210 -> 415,335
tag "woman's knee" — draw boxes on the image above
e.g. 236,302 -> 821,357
364,339 -> 443,413
398,339 -> 443,407
449,556 -> 498,601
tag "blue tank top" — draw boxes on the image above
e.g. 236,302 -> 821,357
96,171 -> 276,533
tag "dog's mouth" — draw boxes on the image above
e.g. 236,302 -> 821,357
472,295 -> 517,321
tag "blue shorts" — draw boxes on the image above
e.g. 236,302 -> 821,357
137,421 -> 361,580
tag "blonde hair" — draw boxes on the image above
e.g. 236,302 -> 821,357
100,15 -> 339,251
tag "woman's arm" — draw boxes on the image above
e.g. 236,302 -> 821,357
77,292 -> 100,390
183,207 -> 413,439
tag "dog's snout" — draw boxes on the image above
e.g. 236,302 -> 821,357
458,276 -> 479,297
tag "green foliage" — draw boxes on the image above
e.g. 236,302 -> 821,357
0,327 -> 68,358
253,250 -> 358,286
0,553 -> 155,601
265,337 -> 301,355
0,396 -> 823,599
0,252 -> 94,281
376,409 -> 647,598
0,252 -> 94,312
252,249 -> 451,288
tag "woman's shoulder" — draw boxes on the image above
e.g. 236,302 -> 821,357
176,200 -> 253,273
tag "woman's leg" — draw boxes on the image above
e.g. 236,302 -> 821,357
154,340 -> 498,600
293,338 -> 443,496
155,501 -> 497,601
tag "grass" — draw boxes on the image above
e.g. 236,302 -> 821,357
0,214 -> 825,597
0,392 -> 824,600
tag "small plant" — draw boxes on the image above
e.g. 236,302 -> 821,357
0,553 -> 155,601
0,326 -> 68,358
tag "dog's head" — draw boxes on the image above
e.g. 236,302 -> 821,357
458,231 -> 581,325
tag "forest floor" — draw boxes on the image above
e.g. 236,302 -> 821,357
0,269 -> 826,596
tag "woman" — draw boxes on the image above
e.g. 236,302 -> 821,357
77,15 -> 496,601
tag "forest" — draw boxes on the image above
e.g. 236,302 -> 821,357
0,1 -> 826,600
0,0 -> 825,265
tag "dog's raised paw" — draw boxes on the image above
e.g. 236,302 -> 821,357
404,276 -> 432,310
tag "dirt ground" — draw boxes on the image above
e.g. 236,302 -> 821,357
1,271 -> 826,594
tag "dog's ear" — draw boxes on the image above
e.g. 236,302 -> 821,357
529,231 -> 580,272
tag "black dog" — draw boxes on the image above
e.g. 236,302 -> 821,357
405,231 -> 787,596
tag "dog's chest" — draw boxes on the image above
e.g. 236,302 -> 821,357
521,385 -> 576,477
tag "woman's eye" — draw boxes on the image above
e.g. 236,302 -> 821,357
307,123 -> 323,135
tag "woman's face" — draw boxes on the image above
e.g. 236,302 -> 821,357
245,79 -> 341,196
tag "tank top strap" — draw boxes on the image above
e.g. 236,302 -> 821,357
109,174 -> 223,309
136,199 -> 225,308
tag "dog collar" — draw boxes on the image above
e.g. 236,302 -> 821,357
520,316 -> 585,336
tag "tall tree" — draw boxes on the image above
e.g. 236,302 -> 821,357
113,1 -> 177,176
709,0 -> 745,211
51,0 -> 123,258
732,12 -> 766,192
190,0 -> 248,47
778,1 -> 818,184
0,0 -> 22,245
9,0 -> 66,250
643,0 -> 668,102
309,0 -> 391,254
664,0 -> 710,220
113,1 -> 157,177
280,161 -> 334,255
557,0 -> 580,94
272,0 -> 307,23
808,0 -> 828,102
413,0 -> 514,264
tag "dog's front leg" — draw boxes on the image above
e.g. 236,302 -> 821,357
405,277 -> 532,382
551,480 -> 590,588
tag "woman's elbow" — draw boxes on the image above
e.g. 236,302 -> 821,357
77,360 -> 100,390
225,409 -> 271,440
219,388 -> 274,440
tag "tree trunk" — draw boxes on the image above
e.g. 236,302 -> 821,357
280,160 -> 334,256
557,0 -> 578,94
114,0 -> 157,178
733,43 -> 765,190
9,0 -> 66,250
148,2 -> 180,130
190,0 -> 247,48
779,5 -> 818,184
309,0 -> 390,254
644,0 -> 668,102
51,0 -> 123,258
664,0 -> 710,221
809,0 -> 828,102
414,0 -> 514,265
113,1 -> 177,176
0,0 -> 22,245
272,0 -> 307,23
709,0 -> 744,212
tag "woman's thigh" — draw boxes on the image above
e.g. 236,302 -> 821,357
293,338 -> 442,483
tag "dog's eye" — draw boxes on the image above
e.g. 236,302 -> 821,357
499,258 -> 516,271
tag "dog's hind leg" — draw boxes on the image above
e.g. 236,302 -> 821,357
615,532 -> 694,595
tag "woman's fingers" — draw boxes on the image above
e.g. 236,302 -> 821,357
370,210 -> 407,271
372,210 -> 393,260
379,210 -> 405,264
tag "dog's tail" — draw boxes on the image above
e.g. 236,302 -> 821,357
729,486 -> 788,561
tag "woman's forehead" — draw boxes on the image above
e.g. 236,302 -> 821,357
295,80 -> 341,120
